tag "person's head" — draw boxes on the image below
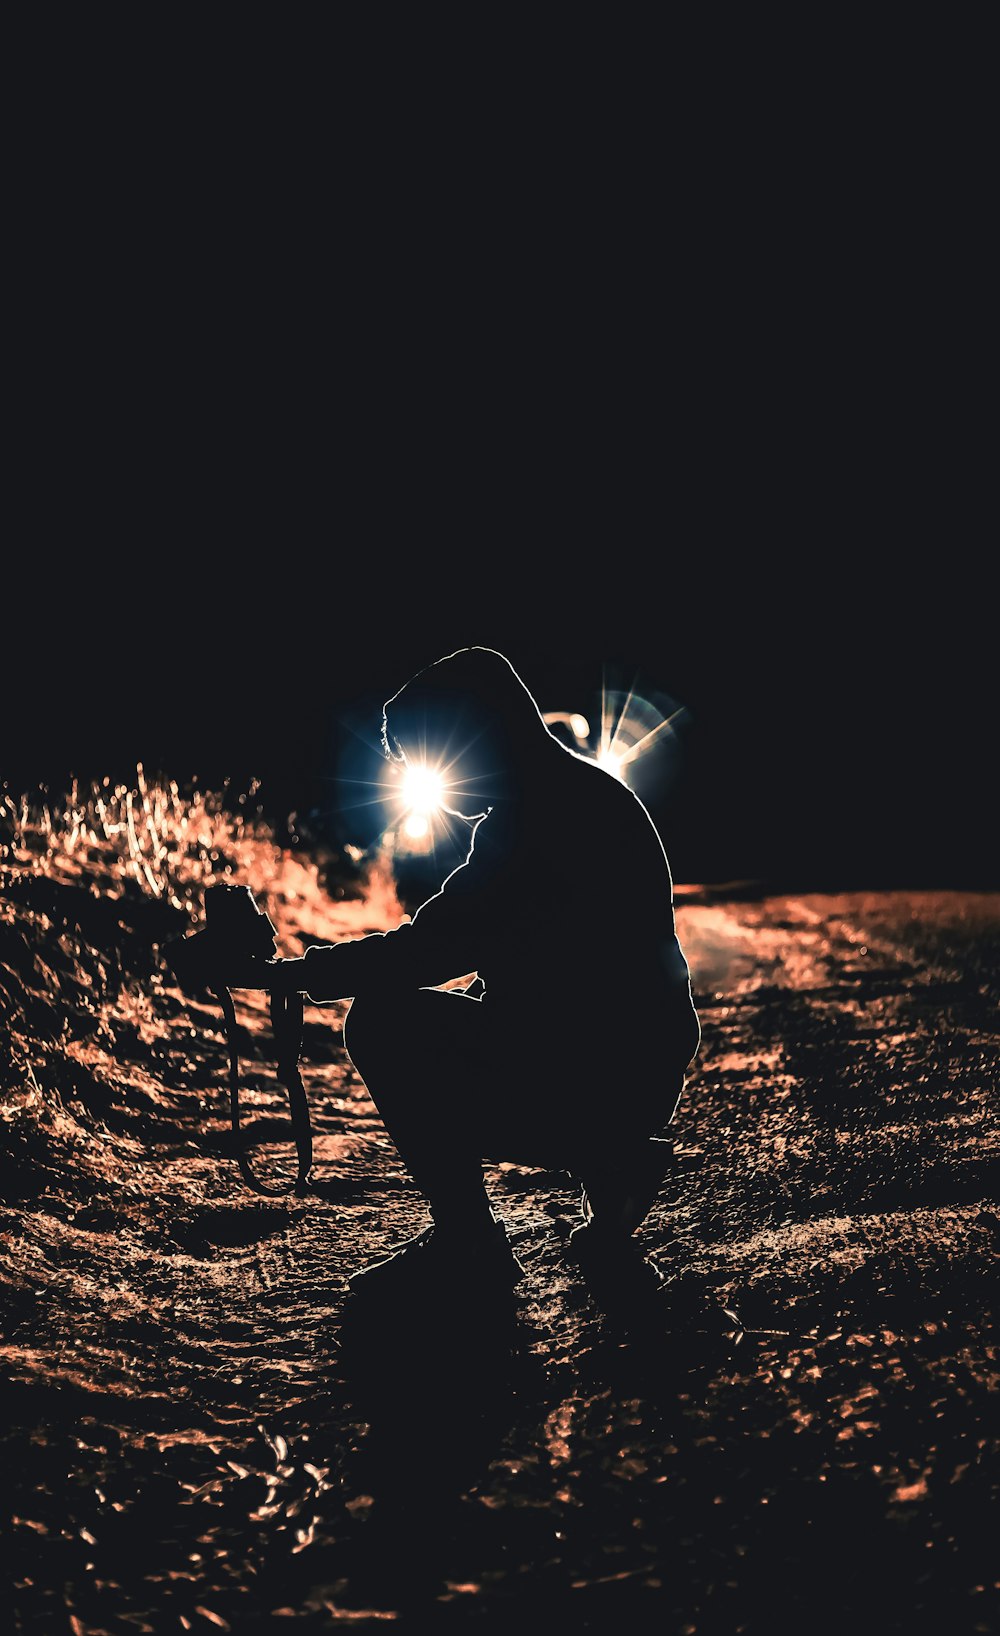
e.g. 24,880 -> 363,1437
382,647 -> 553,817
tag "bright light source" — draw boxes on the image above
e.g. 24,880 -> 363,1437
404,812 -> 430,839
597,748 -> 625,780
402,764 -> 444,815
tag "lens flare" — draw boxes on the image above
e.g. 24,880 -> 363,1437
403,812 -> 430,839
596,748 -> 625,780
593,673 -> 687,788
402,764 -> 444,815
542,710 -> 591,746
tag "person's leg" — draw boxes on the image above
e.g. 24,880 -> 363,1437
343,985 -> 502,1240
571,1000 -> 702,1242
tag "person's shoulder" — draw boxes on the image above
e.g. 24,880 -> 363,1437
564,749 -> 647,813
563,749 -> 668,853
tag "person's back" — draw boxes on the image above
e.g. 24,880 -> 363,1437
450,743 -> 689,1011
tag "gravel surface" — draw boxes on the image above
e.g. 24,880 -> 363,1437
1,796 -> 997,1634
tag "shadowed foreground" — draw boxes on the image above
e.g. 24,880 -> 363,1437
1,792 -> 997,1633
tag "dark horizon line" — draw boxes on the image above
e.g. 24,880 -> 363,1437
673,878 -> 1000,899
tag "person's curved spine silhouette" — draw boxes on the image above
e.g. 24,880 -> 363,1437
226,648 -> 700,1292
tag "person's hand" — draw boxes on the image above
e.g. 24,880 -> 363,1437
164,934 -> 307,996
214,955 -> 284,992
229,956 -> 310,995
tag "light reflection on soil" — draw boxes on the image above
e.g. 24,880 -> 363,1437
1,787 -> 997,1632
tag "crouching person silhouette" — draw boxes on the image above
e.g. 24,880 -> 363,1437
226,648 -> 699,1296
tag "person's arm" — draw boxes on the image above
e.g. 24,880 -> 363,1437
228,820 -> 498,1000
292,861 -> 487,1000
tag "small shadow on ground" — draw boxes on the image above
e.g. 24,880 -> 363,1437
167,1203 -> 291,1254
322,1276 -> 535,1611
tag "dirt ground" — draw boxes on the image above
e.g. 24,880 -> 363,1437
1,793 -> 997,1634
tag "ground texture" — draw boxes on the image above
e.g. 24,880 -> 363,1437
1,791 -> 997,1634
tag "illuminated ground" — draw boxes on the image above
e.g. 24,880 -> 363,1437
1,795 -> 997,1634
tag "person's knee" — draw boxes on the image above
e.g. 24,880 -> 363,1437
344,989 -> 424,1076
342,992 -> 383,1075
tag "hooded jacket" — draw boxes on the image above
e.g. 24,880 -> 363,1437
299,650 -> 698,1080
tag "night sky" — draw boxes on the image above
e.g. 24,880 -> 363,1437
5,113 -> 991,891
5,517 -> 991,888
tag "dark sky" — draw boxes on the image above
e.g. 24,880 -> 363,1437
4,103 -> 992,888
5,522 -> 991,888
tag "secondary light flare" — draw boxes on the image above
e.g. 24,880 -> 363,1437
545,693 -> 681,784
595,674 -> 686,784
596,747 -> 625,779
542,710 -> 591,746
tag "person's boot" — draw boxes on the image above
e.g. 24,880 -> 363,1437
570,1136 -> 674,1248
347,1210 -> 524,1299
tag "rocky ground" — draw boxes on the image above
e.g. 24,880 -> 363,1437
1,786 -> 997,1633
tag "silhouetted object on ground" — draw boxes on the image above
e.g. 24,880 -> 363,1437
163,885 -> 312,1194
202,648 -> 700,1287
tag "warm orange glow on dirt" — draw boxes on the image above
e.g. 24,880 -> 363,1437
2,775 -> 997,1631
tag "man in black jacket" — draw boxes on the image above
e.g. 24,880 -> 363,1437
231,647 -> 699,1291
